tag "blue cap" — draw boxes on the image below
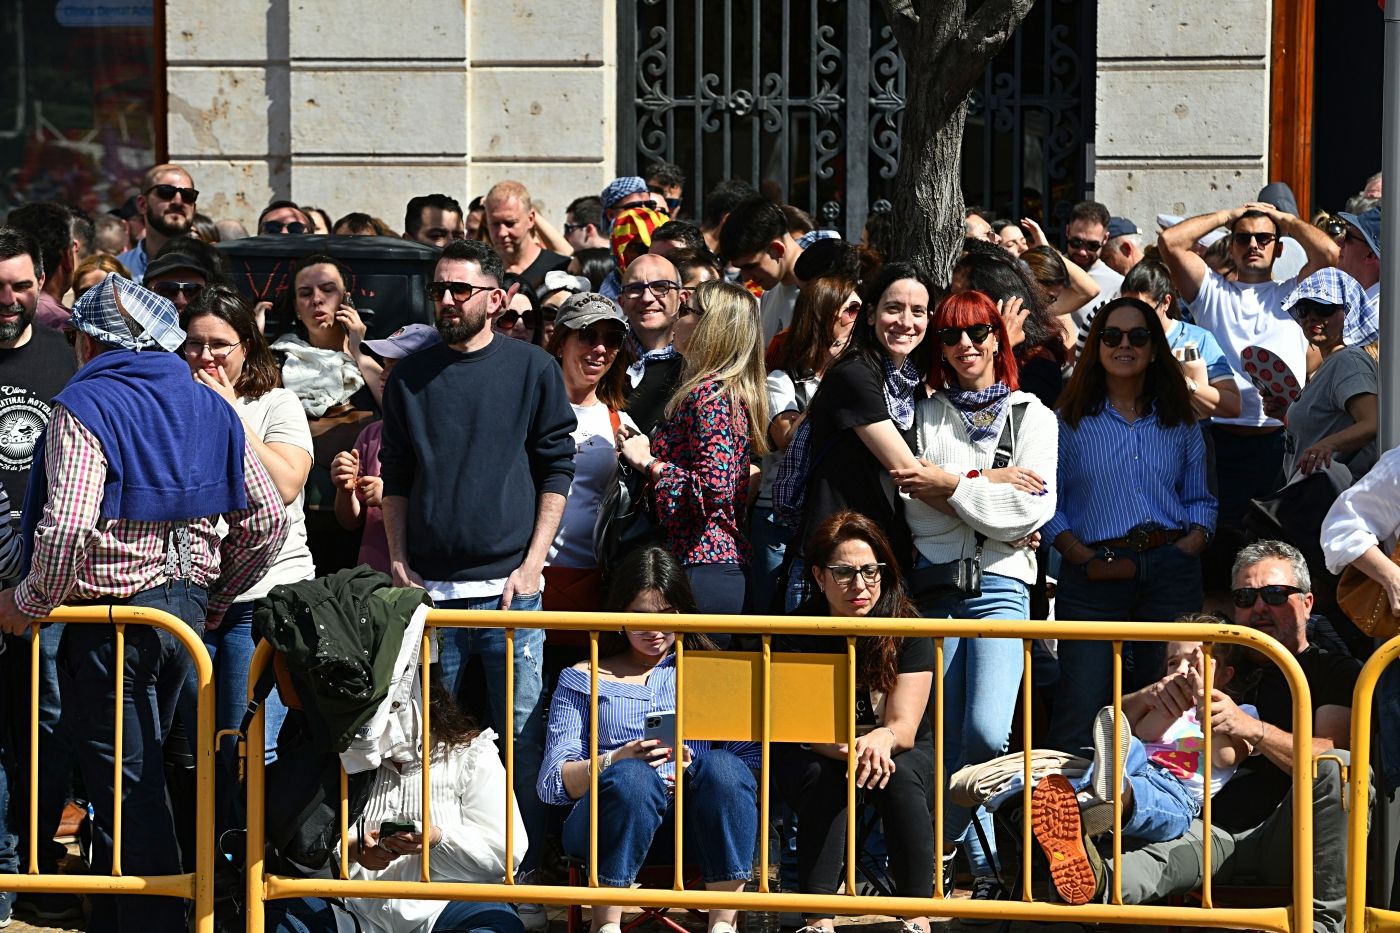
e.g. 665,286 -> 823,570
1107,217 -> 1140,240
1337,206 -> 1382,258
362,323 -> 441,359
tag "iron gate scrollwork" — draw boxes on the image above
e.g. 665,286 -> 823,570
617,0 -> 1095,244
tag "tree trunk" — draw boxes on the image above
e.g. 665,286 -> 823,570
888,88 -> 970,285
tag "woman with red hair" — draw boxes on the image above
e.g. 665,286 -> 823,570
889,289 -> 1059,903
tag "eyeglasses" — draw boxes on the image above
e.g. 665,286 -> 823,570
563,222 -> 586,235
1231,584 -> 1305,608
182,339 -> 243,360
619,280 -> 681,300
150,281 -> 204,300
824,563 -> 885,587
146,184 -> 199,203
261,220 -> 307,234
1344,229 -> 1372,249
427,280 -> 493,302
838,300 -> 862,319
1100,326 -> 1152,348
1232,231 -> 1277,247
1067,237 -> 1104,253
938,323 -> 993,346
575,326 -> 625,349
664,197 -> 682,215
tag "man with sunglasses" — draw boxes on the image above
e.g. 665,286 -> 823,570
1063,200 -> 1123,333
645,160 -> 686,219
1097,540 -> 1361,933
616,253 -> 686,434
600,175 -> 659,232
117,163 -> 198,280
255,200 -> 313,237
1335,206 -> 1382,348
1159,201 -> 1340,541
142,251 -> 209,315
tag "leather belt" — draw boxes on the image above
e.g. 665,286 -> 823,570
1092,526 -> 1185,555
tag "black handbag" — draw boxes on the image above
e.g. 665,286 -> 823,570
593,459 -> 663,572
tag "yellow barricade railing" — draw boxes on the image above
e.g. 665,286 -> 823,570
1347,634 -> 1400,933
9,605 -> 215,933
244,611 -> 1313,933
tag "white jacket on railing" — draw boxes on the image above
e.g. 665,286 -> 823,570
1321,443 -> 1400,574
903,390 -> 1058,585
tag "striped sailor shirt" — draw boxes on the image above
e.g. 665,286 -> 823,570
1042,403 -> 1216,545
538,652 -> 759,806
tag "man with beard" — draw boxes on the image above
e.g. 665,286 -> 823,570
6,202 -> 92,331
378,237 -> 574,888
117,164 -> 198,279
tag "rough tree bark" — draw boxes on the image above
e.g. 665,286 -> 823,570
877,0 -> 1038,283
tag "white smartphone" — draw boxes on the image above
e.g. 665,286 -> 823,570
644,710 -> 677,748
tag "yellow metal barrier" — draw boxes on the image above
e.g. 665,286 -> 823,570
1347,635 -> 1400,933
8,605 -> 215,933
244,611 -> 1313,933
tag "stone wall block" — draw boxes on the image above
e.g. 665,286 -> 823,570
289,70 -> 467,156
1097,0 -> 1269,59
166,0 -> 270,62
291,161 -> 472,232
468,163 -> 611,222
289,0 -> 466,60
167,67 -> 276,157
469,68 -> 608,161
468,0 -> 608,63
1096,66 -> 1268,159
174,159 -> 283,225
1094,163 -> 1267,229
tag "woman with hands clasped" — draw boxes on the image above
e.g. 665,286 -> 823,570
775,512 -> 935,933
538,546 -> 759,933
890,290 -> 1058,903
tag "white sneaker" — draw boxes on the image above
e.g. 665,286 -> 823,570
517,901 -> 548,933
711,923 -> 739,933
596,923 -> 622,933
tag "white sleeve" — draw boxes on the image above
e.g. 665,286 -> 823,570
429,735 -> 528,883
1321,448 -> 1400,573
765,370 -> 799,424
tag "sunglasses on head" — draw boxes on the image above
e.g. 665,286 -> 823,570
151,281 -> 204,299
938,323 -> 993,346
1100,326 -> 1152,348
147,183 -> 199,203
1232,231 -> 1276,247
1231,584 -> 1304,608
575,326 -> 624,349
262,220 -> 307,234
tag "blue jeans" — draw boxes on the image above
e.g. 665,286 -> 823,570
1071,736 -> 1199,844
266,896 -> 524,933
918,571 -> 1029,877
200,601 -> 289,762
0,695 -> 16,918
748,507 -> 792,614
1050,543 -> 1202,751
435,591 -> 545,874
562,750 -> 758,888
60,580 -> 208,933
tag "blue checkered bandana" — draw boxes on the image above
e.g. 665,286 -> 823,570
70,273 -> 185,353
601,176 -> 648,210
1283,267 -> 1373,347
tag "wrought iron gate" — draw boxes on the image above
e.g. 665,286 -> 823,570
617,0 -> 1096,242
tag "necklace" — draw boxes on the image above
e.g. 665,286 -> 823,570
1108,396 -> 1138,419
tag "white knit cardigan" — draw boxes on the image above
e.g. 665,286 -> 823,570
903,390 -> 1059,585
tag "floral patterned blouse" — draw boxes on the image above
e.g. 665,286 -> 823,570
648,379 -> 752,566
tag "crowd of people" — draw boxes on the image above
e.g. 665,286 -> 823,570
0,158 -> 1391,933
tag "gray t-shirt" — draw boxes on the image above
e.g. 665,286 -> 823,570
1287,346 -> 1378,480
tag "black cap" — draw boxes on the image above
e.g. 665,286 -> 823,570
108,195 -> 141,220
794,237 -> 854,283
143,250 -> 213,285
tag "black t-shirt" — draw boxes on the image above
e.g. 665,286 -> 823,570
776,610 -> 935,745
519,249 -> 572,292
1211,644 -> 1360,831
623,355 -> 685,436
799,354 -> 914,564
0,326 -> 77,519
1017,354 -> 1063,410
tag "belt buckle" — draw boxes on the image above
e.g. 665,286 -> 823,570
1126,526 -> 1151,552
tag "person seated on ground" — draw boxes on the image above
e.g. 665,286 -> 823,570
775,510 -> 935,933
265,676 -> 527,933
537,545 -> 759,933
1026,540 -> 1362,933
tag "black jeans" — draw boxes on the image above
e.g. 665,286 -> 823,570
773,741 -> 935,915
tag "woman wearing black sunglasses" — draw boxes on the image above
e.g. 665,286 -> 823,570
1044,297 -> 1217,750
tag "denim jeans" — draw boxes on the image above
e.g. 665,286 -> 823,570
686,562 -> 748,616
435,591 -> 546,874
0,699 -> 17,917
266,895 -> 524,933
562,750 -> 758,888
1070,736 -> 1199,843
1050,544 -> 1202,751
918,571 -> 1029,877
748,507 -> 792,614
60,580 -> 208,933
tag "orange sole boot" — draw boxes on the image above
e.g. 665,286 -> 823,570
1031,773 -> 1098,905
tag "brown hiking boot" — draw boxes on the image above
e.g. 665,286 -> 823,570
1031,773 -> 1102,906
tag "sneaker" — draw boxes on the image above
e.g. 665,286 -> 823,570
963,875 -> 1008,926
0,890 -> 14,929
900,921 -> 927,933
596,923 -> 622,933
712,922 -> 739,933
517,901 -> 549,933
939,849 -> 957,894
15,892 -> 84,922
1090,705 -> 1132,806
1031,774 -> 1103,906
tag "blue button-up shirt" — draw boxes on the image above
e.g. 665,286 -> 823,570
1043,404 -> 1216,544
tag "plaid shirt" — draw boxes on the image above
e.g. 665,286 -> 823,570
13,406 -> 289,620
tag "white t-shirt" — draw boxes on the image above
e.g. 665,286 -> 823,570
233,388 -> 317,602
1143,703 -> 1258,803
1072,259 -> 1123,335
1189,270 -> 1306,427
549,401 -> 638,568
756,369 -> 819,508
759,283 -> 799,344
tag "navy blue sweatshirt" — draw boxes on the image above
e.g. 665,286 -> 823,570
379,335 -> 576,583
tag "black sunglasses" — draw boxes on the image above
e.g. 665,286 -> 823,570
262,220 -> 307,234
147,183 -> 199,203
1100,326 -> 1152,348
427,281 -> 491,302
1231,584 -> 1305,608
497,310 -> 536,330
575,326 -> 625,349
1232,231 -> 1277,247
1067,237 -> 1103,252
150,281 -> 204,299
1297,300 -> 1342,320
939,324 -> 993,346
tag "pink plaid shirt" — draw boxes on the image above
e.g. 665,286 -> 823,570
14,405 -> 289,619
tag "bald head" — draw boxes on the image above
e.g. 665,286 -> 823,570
623,252 -> 678,285
619,253 -> 681,351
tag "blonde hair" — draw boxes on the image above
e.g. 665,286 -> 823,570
485,180 -> 534,213
1364,340 -> 1380,363
665,279 -> 770,455
74,252 -> 132,283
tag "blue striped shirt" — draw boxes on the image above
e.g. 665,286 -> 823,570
1043,404 -> 1216,544
537,653 -> 760,807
